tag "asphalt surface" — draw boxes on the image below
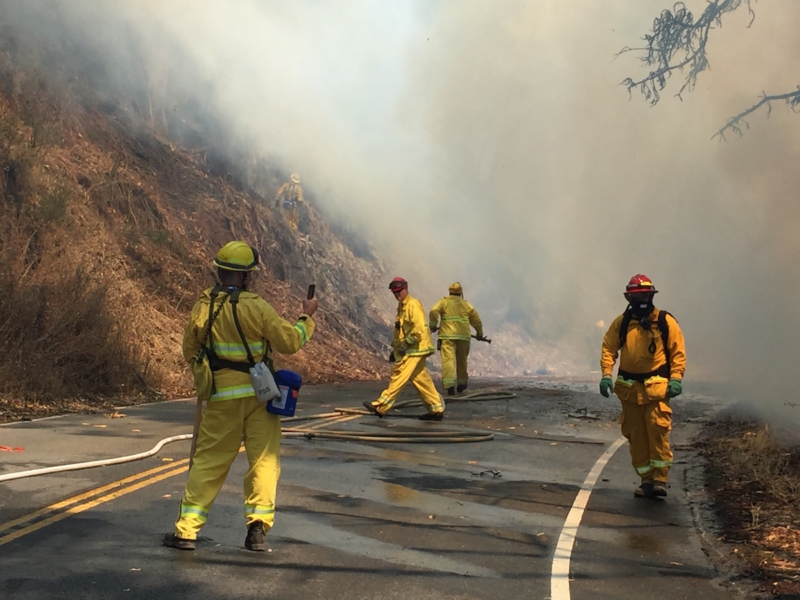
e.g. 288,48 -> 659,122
0,379 -> 740,599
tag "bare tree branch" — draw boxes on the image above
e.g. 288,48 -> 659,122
713,87 -> 800,140
622,1 -> 800,137
620,1 -> 749,104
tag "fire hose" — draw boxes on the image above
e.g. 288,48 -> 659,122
0,390 -> 516,482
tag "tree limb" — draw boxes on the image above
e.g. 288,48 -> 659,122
713,87 -> 800,140
620,1 -> 749,105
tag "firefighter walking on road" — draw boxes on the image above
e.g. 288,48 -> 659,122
428,282 -> 485,396
600,274 -> 686,498
164,241 -> 317,552
364,277 -> 445,421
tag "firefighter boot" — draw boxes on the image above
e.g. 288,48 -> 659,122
634,482 -> 654,498
419,412 -> 443,422
163,533 -> 195,551
245,522 -> 266,552
456,384 -> 468,394
652,482 -> 668,497
363,401 -> 386,418
446,387 -> 456,396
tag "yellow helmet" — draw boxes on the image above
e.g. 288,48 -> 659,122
448,282 -> 463,295
290,173 -> 301,184
213,241 -> 260,272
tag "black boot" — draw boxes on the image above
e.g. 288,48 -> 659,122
419,412 -> 444,422
362,401 -> 385,418
446,387 -> 455,396
456,384 -> 467,394
163,533 -> 195,551
652,482 -> 668,497
245,522 -> 266,552
634,482 -> 654,498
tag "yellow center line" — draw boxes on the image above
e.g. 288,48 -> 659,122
303,413 -> 362,431
0,464 -> 189,547
0,459 -> 189,535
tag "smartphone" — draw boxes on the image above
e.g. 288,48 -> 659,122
307,284 -> 316,300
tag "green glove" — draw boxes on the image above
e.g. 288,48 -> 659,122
599,377 -> 613,398
667,379 -> 682,398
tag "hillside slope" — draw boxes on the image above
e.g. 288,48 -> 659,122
0,50 -> 394,421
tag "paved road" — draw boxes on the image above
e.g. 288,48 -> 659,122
0,380 -> 739,599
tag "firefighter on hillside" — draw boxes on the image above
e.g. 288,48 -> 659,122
429,282 -> 485,395
364,277 -> 445,420
275,173 -> 304,230
164,241 -> 318,551
600,274 -> 686,498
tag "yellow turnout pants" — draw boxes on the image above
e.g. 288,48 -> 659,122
371,354 -> 444,415
440,339 -> 470,389
618,394 -> 673,483
174,396 -> 281,540
284,205 -> 299,229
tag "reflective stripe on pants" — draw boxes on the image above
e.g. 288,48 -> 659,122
372,355 -> 443,414
618,389 -> 673,483
440,339 -> 470,388
174,396 -> 281,540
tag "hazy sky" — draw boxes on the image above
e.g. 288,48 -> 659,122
5,0 -> 800,413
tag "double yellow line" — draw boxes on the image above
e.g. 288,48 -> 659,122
0,459 -> 189,548
300,413 -> 362,431
0,413 -> 364,548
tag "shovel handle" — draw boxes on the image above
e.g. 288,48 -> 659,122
189,397 -> 204,468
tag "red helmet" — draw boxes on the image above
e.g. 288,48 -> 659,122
389,277 -> 408,292
626,274 -> 658,294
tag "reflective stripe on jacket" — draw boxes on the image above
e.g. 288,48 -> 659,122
183,288 -> 314,401
428,295 -> 483,341
395,295 -> 435,357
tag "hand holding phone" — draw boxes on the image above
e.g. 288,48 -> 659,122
302,284 -> 318,317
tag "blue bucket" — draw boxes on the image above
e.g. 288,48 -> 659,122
267,370 -> 302,416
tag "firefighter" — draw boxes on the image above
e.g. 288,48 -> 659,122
600,274 -> 686,498
164,241 -> 318,551
428,282 -> 485,395
275,173 -> 304,229
363,277 -> 445,420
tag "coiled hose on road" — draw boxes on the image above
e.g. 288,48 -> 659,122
0,389 -> 516,482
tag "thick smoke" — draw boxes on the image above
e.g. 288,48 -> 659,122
3,1 -> 800,416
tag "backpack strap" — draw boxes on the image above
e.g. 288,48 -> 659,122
618,306 -> 634,349
657,309 -> 672,374
197,286 -> 223,359
229,289 -> 256,368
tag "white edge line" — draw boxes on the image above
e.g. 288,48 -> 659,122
0,397 -> 196,428
550,437 -> 626,600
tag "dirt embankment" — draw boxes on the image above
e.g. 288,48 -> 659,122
701,420 -> 800,598
0,31 -> 395,423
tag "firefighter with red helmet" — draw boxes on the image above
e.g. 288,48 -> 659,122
600,275 -> 686,498
363,277 -> 445,420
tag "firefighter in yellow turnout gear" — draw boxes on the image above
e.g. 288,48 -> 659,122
429,282 -> 484,396
164,241 -> 317,552
364,277 -> 445,421
275,173 -> 304,230
600,275 -> 686,499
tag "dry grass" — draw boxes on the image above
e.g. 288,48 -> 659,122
0,45 -> 391,423
702,419 -> 800,596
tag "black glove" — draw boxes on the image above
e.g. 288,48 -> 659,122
388,350 -> 396,363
